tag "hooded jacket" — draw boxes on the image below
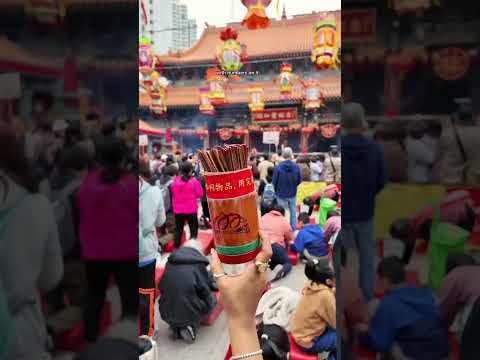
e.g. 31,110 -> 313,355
360,286 -> 450,359
290,282 -> 336,348
159,247 -> 216,327
170,176 -> 203,214
292,224 -> 328,257
342,134 -> 386,223
272,160 -> 302,199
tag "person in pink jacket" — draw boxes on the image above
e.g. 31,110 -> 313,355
77,138 -> 137,342
170,161 -> 203,248
259,204 -> 294,282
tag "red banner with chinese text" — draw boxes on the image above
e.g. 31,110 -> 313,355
343,9 -> 376,43
204,168 -> 255,200
251,108 -> 297,123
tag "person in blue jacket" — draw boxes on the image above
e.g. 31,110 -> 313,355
341,103 -> 386,301
357,256 -> 450,360
292,212 -> 328,261
272,147 -> 302,231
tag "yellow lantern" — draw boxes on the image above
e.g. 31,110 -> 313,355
301,80 -> 325,110
206,68 -> 228,106
150,71 -> 169,115
274,63 -> 298,100
199,86 -> 215,115
311,18 -> 340,70
248,86 -> 265,113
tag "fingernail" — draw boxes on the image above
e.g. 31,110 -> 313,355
211,248 -> 216,254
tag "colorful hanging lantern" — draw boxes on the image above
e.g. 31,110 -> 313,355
275,63 -> 298,100
302,80 -> 325,110
248,86 -> 265,113
216,28 -> 246,72
241,0 -> 273,30
199,86 -> 215,115
311,18 -> 340,70
206,68 -> 228,106
150,71 -> 169,115
139,37 -> 155,76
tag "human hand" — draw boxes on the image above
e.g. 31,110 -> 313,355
209,231 -> 272,329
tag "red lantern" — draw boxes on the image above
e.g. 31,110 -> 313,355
241,0 -> 272,30
433,48 -> 470,81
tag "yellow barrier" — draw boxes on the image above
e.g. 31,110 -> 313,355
374,184 -> 447,239
296,181 -> 327,205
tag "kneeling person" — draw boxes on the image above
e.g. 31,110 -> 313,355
159,240 -> 217,343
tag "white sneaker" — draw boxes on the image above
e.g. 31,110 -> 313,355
268,264 -> 284,282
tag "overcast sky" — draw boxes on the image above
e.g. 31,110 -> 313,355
180,0 -> 341,38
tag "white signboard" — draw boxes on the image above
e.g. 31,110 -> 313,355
139,134 -> 148,146
263,131 -> 280,145
0,73 -> 21,100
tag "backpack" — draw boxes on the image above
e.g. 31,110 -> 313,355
139,185 -> 153,258
52,179 -> 81,256
262,182 -> 276,206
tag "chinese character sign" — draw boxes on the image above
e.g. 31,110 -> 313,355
252,108 -> 298,123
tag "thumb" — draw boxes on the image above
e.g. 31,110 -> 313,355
209,248 -> 225,277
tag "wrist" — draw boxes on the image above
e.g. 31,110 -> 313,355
227,316 -> 257,331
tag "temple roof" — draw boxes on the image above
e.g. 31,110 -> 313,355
156,11 -> 341,65
140,76 -> 340,108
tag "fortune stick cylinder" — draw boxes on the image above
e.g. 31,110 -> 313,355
199,145 -> 261,267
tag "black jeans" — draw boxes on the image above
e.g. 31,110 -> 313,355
139,260 -> 156,336
84,260 -> 137,342
174,213 -> 199,248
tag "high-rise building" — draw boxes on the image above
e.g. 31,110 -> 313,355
139,0 -> 197,54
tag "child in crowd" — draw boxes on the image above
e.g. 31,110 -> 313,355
170,161 -> 203,248
357,256 -> 450,360
290,258 -> 337,359
260,204 -> 294,282
292,212 -> 328,261
257,323 -> 290,360
258,166 -> 277,216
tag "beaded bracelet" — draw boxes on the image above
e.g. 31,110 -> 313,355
230,349 -> 263,360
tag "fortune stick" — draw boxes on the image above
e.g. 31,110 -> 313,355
198,145 -> 260,266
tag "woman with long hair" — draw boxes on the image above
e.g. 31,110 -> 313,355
170,161 -> 203,248
77,137 -> 137,342
0,104 -> 63,359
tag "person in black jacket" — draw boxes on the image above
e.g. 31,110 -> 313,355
159,240 -> 217,343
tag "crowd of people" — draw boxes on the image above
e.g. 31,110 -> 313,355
138,145 -> 342,359
1,105 -> 141,360
373,101 -> 480,185
338,102 -> 479,360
